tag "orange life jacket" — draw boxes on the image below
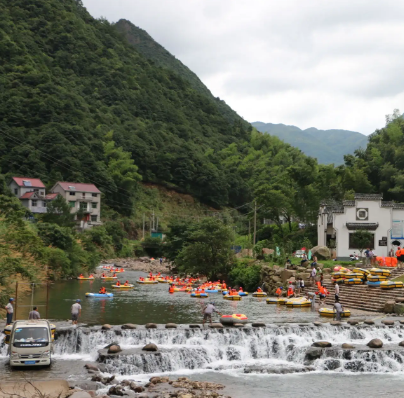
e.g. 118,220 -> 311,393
275,288 -> 282,295
287,288 -> 293,297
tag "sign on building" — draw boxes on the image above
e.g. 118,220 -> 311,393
392,220 -> 404,239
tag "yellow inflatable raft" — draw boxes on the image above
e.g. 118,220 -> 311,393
343,278 -> 364,285
136,279 -> 158,284
369,268 -> 391,277
344,272 -> 365,278
266,298 -> 279,304
77,276 -> 94,280
252,292 -> 267,297
352,268 -> 370,275
319,308 -> 351,318
112,284 -> 134,289
380,281 -> 404,289
277,298 -> 289,305
367,275 -> 388,282
157,278 -> 170,283
223,295 -> 241,301
285,297 -> 311,307
101,276 -> 117,280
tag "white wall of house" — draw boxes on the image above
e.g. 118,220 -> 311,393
20,198 -> 47,214
9,180 -> 46,198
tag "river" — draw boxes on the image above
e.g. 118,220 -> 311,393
4,269 -> 404,397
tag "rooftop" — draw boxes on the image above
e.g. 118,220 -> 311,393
53,182 -> 101,194
12,177 -> 45,188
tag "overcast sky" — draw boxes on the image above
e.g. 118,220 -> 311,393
83,0 -> 404,135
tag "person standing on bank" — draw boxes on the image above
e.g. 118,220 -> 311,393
334,298 -> 344,321
5,298 -> 14,325
334,281 -> 340,300
71,299 -> 82,325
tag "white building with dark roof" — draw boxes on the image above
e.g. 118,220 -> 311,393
318,193 -> 404,259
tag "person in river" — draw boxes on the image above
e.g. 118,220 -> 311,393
202,302 -> 222,326
28,306 -> 40,320
169,284 -> 175,294
306,292 -> 316,312
71,299 -> 81,325
99,287 -> 107,294
116,280 -> 121,287
124,280 -> 129,286
334,298 -> 344,321
275,287 -> 283,297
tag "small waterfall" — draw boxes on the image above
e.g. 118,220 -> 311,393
51,325 -> 404,375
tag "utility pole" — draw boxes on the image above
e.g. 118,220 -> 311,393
152,210 -> 155,231
156,217 -> 159,231
253,201 -> 257,246
142,214 -> 145,239
248,220 -> 251,246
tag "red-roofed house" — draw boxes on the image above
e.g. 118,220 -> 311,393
9,177 -> 58,214
50,182 -> 102,229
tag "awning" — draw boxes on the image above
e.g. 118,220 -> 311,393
346,223 -> 379,231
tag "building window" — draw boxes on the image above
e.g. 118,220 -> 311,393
80,202 -> 87,210
41,191 -> 45,196
69,191 -> 75,196
32,200 -> 37,207
34,189 -> 39,193
14,188 -> 18,195
91,215 -> 97,222
69,201 -> 75,208
43,201 -> 47,207
92,202 -> 97,209
349,233 -> 374,249
92,193 -> 97,197
82,193 -> 85,198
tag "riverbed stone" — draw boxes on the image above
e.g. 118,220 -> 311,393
367,338 -> 383,348
330,321 -> 341,326
396,298 -> 404,303
165,323 -> 177,328
252,322 -> 266,327
208,323 -> 223,328
382,320 -> 395,325
233,323 -> 245,328
102,324 -> 112,330
364,320 -> 375,325
121,324 -> 137,330
107,344 -> 122,354
342,343 -> 355,349
145,323 -> 157,329
133,387 -> 145,393
311,246 -> 331,260
312,341 -> 332,348
384,300 -> 396,314
189,324 -> 200,328
142,343 -> 158,352
70,392 -> 92,398
313,322 -> 323,327
304,347 -> 323,361
347,320 -> 359,326
108,386 -> 124,396
84,363 -> 99,371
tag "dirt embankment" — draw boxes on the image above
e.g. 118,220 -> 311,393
101,258 -> 170,274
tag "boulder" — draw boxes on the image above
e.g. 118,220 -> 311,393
367,338 -> 383,348
347,320 -> 359,326
317,263 -> 324,269
145,323 -> 157,329
142,343 -> 158,352
84,364 -> 99,371
189,324 -> 201,328
208,323 -> 223,328
304,347 -> 323,361
102,324 -> 112,330
165,323 -> 177,328
314,322 -> 323,327
395,303 -> 404,315
107,344 -> 122,354
396,298 -> 404,303
364,320 -> 375,325
323,268 -> 332,274
280,269 -> 295,282
330,321 -> 341,326
399,341 -> 404,347
384,300 -> 396,314
270,275 -> 281,283
400,320 -> 404,325
381,320 -> 395,325
108,386 -> 124,397
233,323 -> 245,328
252,322 -> 266,327
133,386 -> 145,393
129,382 -> 137,391
342,343 -> 355,349
310,246 -> 331,260
287,276 -> 296,283
121,324 -> 137,330
312,341 -> 332,348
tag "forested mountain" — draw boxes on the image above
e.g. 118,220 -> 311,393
252,122 -> 368,165
0,0 -> 368,228
114,19 -> 248,128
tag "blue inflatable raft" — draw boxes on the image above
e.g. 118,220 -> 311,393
366,281 -> 381,287
85,292 -> 114,298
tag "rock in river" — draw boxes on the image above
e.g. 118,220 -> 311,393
367,339 -> 383,348
142,343 -> 158,352
121,323 -> 137,329
107,344 -> 122,354
145,323 -> 157,329
312,341 -> 332,348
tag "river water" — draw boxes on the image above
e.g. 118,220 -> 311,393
6,270 -> 404,397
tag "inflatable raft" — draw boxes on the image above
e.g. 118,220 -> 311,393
77,277 -> 94,280
266,298 -> 279,304
238,292 -> 248,296
220,314 -> 248,325
111,284 -> 134,289
86,292 -> 113,298
205,289 -> 219,293
367,281 -> 381,287
173,287 -> 191,292
277,298 -> 289,305
157,278 -> 170,283
380,281 -> 404,289
101,276 -> 117,280
285,297 -> 311,307
345,272 -> 365,278
136,279 -> 158,284
367,275 -> 388,282
190,292 -> 209,298
353,268 -> 370,275
319,308 -> 351,318
252,292 -> 267,297
369,268 -> 391,277
223,294 -> 241,301
344,278 -> 363,285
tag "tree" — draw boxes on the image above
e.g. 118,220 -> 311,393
174,218 -> 234,279
41,195 -> 76,227
350,230 -> 374,257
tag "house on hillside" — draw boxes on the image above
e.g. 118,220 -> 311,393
8,177 -> 58,214
318,193 -> 404,259
50,182 -> 102,230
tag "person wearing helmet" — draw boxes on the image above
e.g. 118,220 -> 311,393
202,302 -> 222,326
71,299 -> 82,325
5,298 -> 14,325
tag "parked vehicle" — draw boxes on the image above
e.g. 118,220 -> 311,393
4,320 -> 55,367
294,250 -> 306,258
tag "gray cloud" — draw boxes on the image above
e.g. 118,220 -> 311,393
83,0 -> 404,135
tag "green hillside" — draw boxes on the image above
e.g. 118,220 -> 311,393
252,122 -> 368,165
114,19 -> 249,129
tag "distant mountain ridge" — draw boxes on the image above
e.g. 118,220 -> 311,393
251,122 -> 368,165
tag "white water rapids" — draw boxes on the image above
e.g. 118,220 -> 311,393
45,325 -> 404,375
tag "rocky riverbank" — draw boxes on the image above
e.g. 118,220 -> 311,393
100,258 -> 169,274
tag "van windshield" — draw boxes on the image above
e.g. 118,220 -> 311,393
13,327 -> 49,347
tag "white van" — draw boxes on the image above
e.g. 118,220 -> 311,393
6,320 -> 55,367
